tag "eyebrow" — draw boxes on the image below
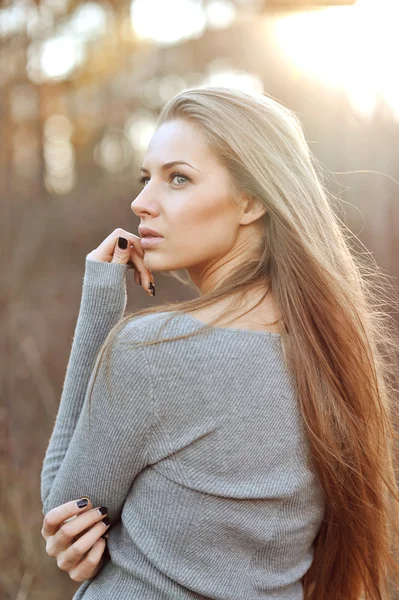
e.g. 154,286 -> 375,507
139,160 -> 200,173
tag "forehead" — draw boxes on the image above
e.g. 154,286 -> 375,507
144,119 -> 210,164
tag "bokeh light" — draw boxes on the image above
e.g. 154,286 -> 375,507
93,130 -> 133,173
130,0 -> 207,46
26,4 -> 54,39
65,2 -> 108,42
0,4 -> 28,38
205,0 -> 237,30
27,36 -> 86,83
43,115 -> 76,195
125,110 -> 158,152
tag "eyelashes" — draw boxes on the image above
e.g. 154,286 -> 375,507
137,171 -> 191,187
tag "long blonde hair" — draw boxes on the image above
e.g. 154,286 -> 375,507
89,86 -> 399,599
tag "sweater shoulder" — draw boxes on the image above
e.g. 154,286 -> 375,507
116,311 -> 188,343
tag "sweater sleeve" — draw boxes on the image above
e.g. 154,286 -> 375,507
40,257 -> 154,525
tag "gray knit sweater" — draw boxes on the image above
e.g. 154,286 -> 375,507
41,257 -> 325,599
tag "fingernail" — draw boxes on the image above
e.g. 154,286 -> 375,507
98,506 -> 108,515
118,236 -> 128,249
102,516 -> 110,526
148,282 -> 155,297
76,498 -> 89,508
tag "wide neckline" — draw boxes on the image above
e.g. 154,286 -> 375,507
179,312 -> 282,338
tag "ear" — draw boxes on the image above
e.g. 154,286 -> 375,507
239,193 -> 267,225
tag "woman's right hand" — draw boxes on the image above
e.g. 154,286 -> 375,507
41,497 -> 111,583
86,228 -> 155,297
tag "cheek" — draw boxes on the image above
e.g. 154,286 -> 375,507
145,194 -> 237,271
174,196 -> 237,255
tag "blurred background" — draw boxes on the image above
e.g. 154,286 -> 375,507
1,0 -> 399,597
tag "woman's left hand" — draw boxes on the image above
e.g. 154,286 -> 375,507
41,497 -> 111,582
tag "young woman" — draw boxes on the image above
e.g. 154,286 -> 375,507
40,86 -> 399,599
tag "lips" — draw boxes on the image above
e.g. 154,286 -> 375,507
139,236 -> 164,248
138,226 -> 163,238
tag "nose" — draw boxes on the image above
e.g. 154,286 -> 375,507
130,195 -> 140,216
131,193 -> 152,218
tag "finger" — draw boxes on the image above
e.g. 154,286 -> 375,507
47,506 -> 108,558
87,229 -> 144,264
133,267 -> 141,287
129,232 -> 145,259
68,538 -> 107,583
51,506 -> 109,554
55,519 -> 110,572
104,229 -> 145,260
128,246 -> 154,297
111,236 -> 130,265
42,497 -> 93,539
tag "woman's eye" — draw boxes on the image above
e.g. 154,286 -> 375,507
170,172 -> 188,185
137,172 -> 190,187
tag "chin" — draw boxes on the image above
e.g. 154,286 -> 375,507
142,253 -> 167,269
146,254 -> 188,272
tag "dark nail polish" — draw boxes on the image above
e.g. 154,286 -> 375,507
98,506 -> 108,515
102,516 -> 110,526
148,282 -> 155,297
118,236 -> 128,249
76,498 -> 88,508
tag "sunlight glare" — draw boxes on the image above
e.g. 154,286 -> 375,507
273,0 -> 399,119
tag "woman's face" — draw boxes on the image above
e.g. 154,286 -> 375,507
131,119 -> 264,294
